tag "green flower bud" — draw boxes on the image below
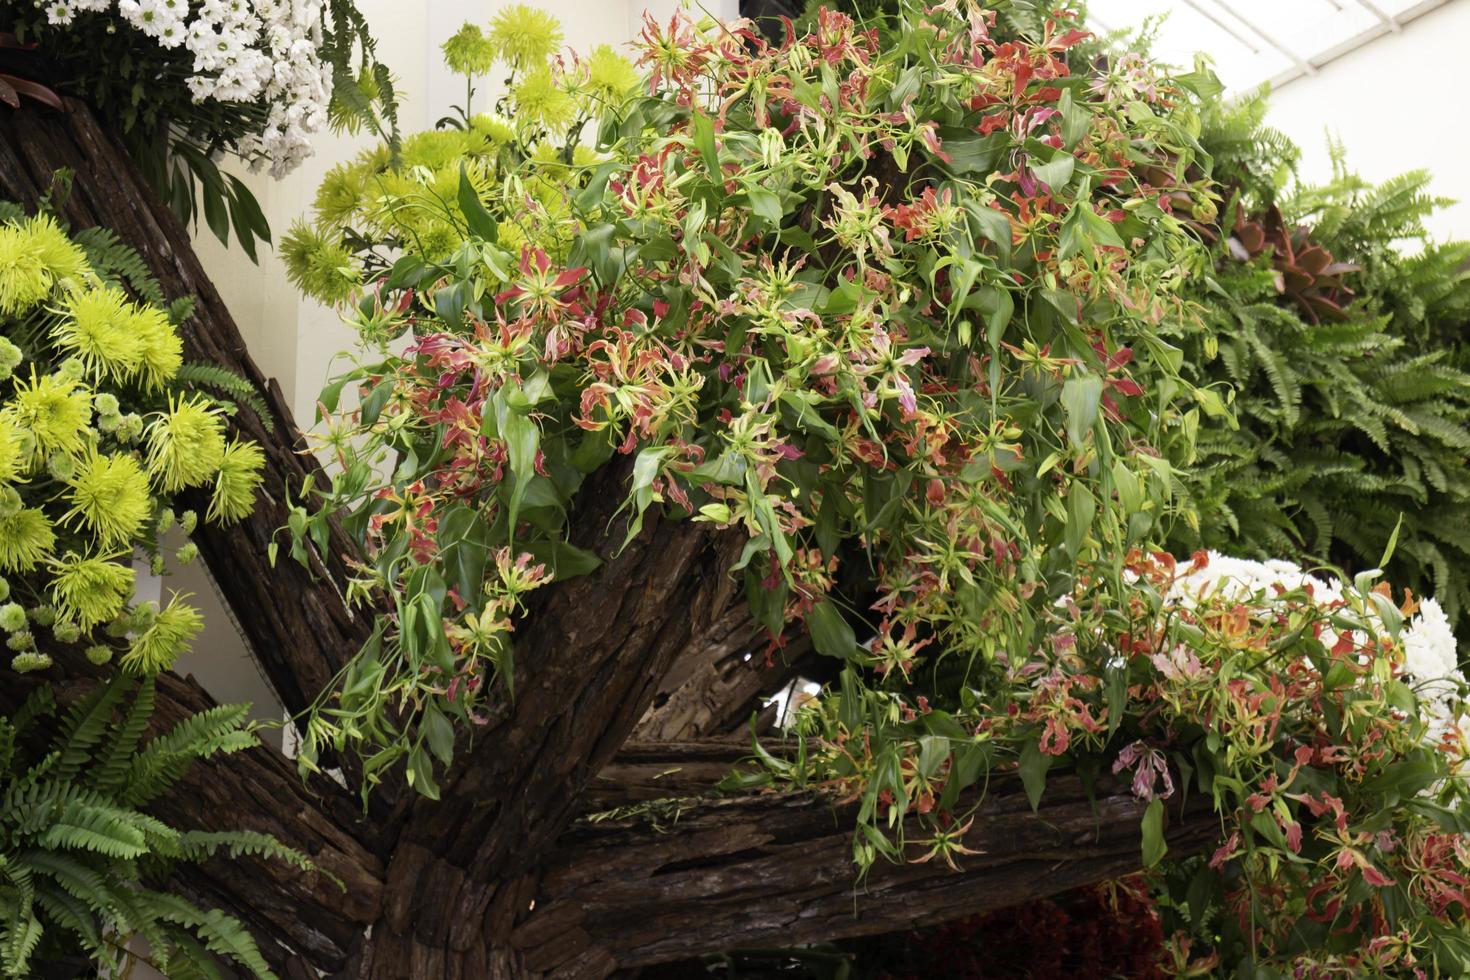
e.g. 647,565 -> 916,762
175,542 -> 198,565
52,620 -> 81,644
46,452 -> 76,481
94,393 -> 120,416
0,602 -> 25,632
9,651 -> 51,672
27,605 -> 56,628
7,629 -> 34,651
179,510 -> 198,535
131,600 -> 159,631
85,644 -> 113,665
0,338 -> 22,372
157,507 -> 176,533
115,413 -> 144,444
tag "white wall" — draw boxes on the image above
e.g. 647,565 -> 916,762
1266,0 -> 1470,241
177,1 -> 734,722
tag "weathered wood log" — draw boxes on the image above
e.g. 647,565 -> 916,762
356,462 -> 747,976
0,98 -> 370,720
505,774 -> 1219,976
633,609 -> 810,742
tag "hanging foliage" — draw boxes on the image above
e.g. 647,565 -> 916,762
275,2 -> 1470,974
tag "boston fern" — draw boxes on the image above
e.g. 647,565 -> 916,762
1,676 -> 309,978
1173,95 -> 1470,643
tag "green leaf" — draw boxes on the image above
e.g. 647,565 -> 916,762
406,744 -> 440,800
1060,373 -> 1103,450
457,163 -> 498,242
807,601 -> 858,660
1029,150 -> 1075,191
691,110 -> 719,177
524,539 -> 602,580
1079,206 -> 1125,250
201,179 -> 230,246
1141,798 -> 1167,866
1378,513 -> 1404,568
1066,482 -> 1096,558
935,129 -> 1007,175
747,188 -> 782,229
1058,88 -> 1090,149
947,257 -> 983,322
1019,740 -> 1050,811
501,408 -> 539,541
422,706 -> 455,766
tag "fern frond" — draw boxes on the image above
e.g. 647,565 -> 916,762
172,362 -> 276,433
54,680 -> 128,782
71,225 -> 166,307
92,677 -> 156,797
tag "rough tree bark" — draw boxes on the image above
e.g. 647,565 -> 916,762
0,96 -> 1222,979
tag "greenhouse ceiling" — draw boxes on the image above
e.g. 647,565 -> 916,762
1087,0 -> 1453,91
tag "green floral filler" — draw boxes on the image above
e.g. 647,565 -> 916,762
0,204 -> 265,676
287,4 -> 1470,974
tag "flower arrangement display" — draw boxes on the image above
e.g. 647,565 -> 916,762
34,0 -> 332,177
0,201 -> 264,677
280,3 -> 642,307
2,0 -> 395,256
284,1 -> 1217,794
276,1 -> 1470,973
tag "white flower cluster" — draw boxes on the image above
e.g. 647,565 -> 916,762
40,0 -> 334,176
1166,551 -> 1465,741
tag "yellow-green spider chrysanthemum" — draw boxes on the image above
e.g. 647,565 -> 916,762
25,213 -> 90,285
67,450 -> 151,548
313,161 -> 371,230
208,438 -> 265,524
0,507 -> 56,572
9,370 -> 92,457
120,592 -> 203,676
470,113 -> 516,147
147,394 -> 226,493
280,221 -> 362,306
54,286 -> 145,383
583,45 -> 640,104
442,21 -> 497,76
488,4 -> 563,67
0,416 -> 23,485
0,223 -> 49,314
0,214 -> 91,315
513,67 -> 576,131
129,303 -> 184,390
49,552 -> 135,630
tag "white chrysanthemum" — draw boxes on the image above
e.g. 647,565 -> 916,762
1162,552 -> 1346,609
1402,598 -> 1458,683
51,0 -> 336,176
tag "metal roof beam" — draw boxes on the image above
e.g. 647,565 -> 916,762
1355,0 -> 1403,30
1179,0 -> 1261,53
1203,0 -> 1319,75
